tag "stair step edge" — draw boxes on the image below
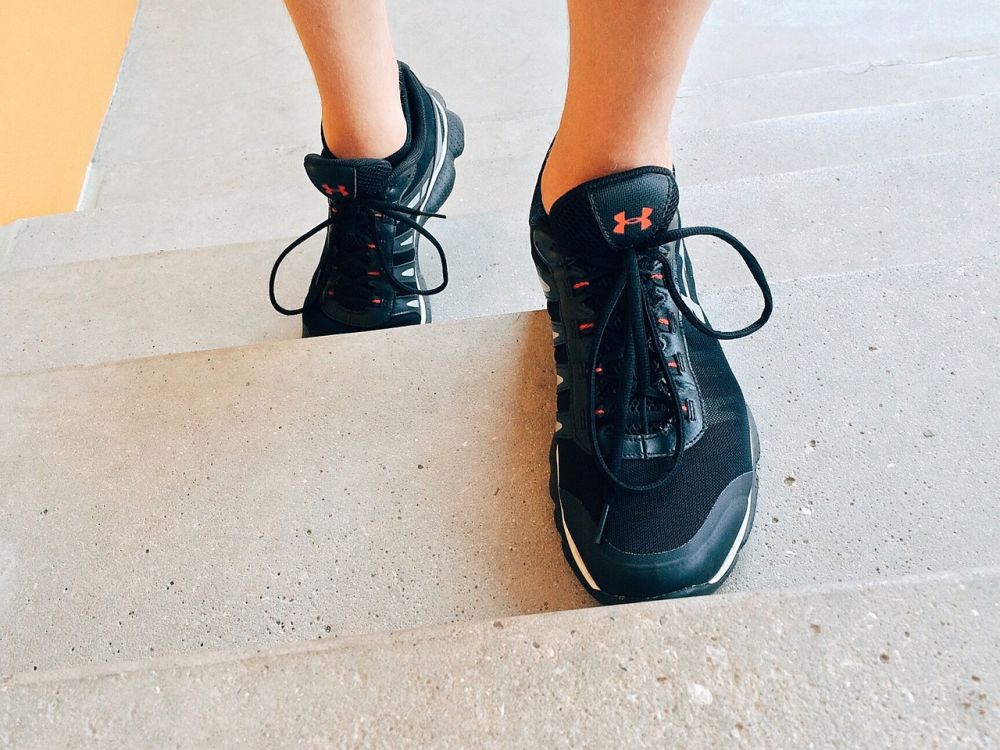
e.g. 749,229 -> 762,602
3,568 -> 996,748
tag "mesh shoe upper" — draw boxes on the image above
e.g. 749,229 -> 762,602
530,167 -> 772,558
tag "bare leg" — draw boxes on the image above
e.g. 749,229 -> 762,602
541,0 -> 710,211
284,0 -> 406,158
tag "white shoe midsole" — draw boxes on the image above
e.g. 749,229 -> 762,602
412,92 -> 450,324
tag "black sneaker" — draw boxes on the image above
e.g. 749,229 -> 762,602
529,166 -> 773,603
270,62 -> 465,336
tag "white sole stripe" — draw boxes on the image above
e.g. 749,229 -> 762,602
707,487 -> 753,584
555,446 -> 602,591
706,428 -> 756,584
412,92 -> 450,325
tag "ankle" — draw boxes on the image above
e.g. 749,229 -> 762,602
321,106 -> 408,160
540,137 -> 672,213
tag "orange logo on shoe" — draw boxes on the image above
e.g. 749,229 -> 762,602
613,207 -> 653,234
322,183 -> 351,197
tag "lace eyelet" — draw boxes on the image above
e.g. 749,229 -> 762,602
683,399 -> 696,421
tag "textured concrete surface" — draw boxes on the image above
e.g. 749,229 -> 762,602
0,258 -> 997,675
80,90 -> 1000,217
9,91 -> 996,272
2,148 -> 997,374
2,570 -> 997,748
3,0 -> 999,739
0,224 -> 11,262
666,50 -> 1000,137
83,49 -> 1000,212
87,0 -> 1000,172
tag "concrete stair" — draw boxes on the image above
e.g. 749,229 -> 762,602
84,0 -> 1000,168
3,569 -> 997,747
6,92 -> 1000,273
2,0 -> 998,744
3,147 -> 998,374
76,91 -> 1000,214
1,257 -> 998,677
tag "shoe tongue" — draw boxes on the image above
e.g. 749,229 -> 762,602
304,154 -> 393,199
547,167 -> 679,257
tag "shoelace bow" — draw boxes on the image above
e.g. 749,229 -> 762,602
269,195 -> 449,316
584,224 -> 773,543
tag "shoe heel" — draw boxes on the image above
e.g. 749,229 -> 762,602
423,103 -> 464,216
426,85 -> 465,160
446,109 -> 465,159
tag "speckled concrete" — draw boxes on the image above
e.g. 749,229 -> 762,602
2,570 -> 996,748
0,0 -> 997,739
0,258 -> 997,676
0,312 -> 588,677
0,223 -> 12,266
81,74 -> 1000,212
1,148 -> 997,374
8,92 -> 998,274
85,0 -> 1000,171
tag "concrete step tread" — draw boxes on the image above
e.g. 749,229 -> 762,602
3,569 -> 997,748
1,256 -> 997,675
8,91 -> 998,274
81,64 -> 1000,210
2,148 -> 997,375
89,0 -> 1000,171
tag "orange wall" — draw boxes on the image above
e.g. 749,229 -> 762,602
1,0 -> 137,224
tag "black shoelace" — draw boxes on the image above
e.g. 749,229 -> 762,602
583,225 -> 773,544
269,196 -> 449,316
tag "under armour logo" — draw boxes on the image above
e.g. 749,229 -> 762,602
613,207 -> 653,234
322,183 -> 351,197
